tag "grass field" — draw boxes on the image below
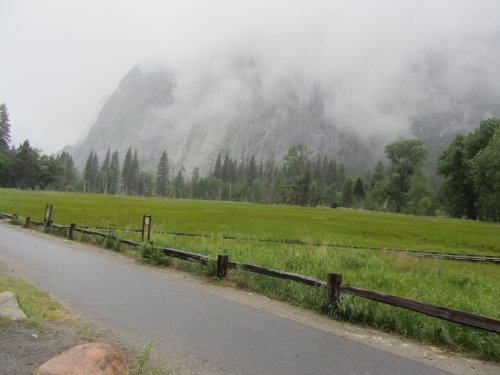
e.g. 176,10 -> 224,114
1,188 -> 499,255
1,188 -> 499,361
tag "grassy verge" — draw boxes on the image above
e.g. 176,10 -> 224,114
0,275 -> 65,327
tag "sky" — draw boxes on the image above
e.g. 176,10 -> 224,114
2,0 -> 500,154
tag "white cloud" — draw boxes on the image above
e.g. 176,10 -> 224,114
1,0 -> 499,152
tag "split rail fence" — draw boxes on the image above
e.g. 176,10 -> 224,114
1,208 -> 499,334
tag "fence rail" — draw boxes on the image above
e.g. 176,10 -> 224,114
74,224 -> 500,264
1,210 -> 499,334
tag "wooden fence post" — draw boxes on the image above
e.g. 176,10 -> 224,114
68,223 -> 76,240
142,215 -> 152,242
44,204 -> 53,227
217,254 -> 229,278
326,273 -> 342,301
24,217 -> 31,228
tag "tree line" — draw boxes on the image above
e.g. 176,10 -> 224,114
1,102 -> 498,222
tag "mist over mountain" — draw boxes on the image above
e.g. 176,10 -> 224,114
65,30 -> 500,177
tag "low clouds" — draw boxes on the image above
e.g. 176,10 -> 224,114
2,0 -> 500,152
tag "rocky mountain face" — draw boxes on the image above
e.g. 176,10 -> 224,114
65,60 -> 499,177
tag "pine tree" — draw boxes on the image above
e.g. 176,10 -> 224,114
326,159 -> 337,185
83,151 -> 98,193
156,151 -> 169,197
353,177 -> 366,199
247,155 -> 257,185
92,152 -> 99,191
100,149 -> 111,194
371,161 -> 385,187
109,151 -> 120,194
321,155 -> 329,184
213,153 -> 222,179
121,148 -> 133,195
221,154 -> 231,182
312,154 -> 322,182
341,177 -> 354,207
337,163 -> 346,187
56,151 -> 77,191
131,150 -> 140,195
12,140 -> 40,189
0,103 -> 11,152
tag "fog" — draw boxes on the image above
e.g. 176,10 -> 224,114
2,0 -> 500,154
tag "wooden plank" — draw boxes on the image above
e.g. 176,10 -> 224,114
118,238 -> 141,247
240,263 -> 325,287
341,285 -> 500,333
0,213 -> 14,219
160,247 -> 209,265
75,228 -> 108,238
51,224 -> 70,230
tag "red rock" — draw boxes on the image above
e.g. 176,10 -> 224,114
34,343 -> 128,375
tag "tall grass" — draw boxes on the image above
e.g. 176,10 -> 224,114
1,188 -> 499,255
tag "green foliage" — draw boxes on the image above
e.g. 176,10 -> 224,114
11,140 -> 41,189
83,151 -> 99,193
0,275 -> 65,326
141,245 -> 171,266
155,151 -> 169,197
38,155 -> 65,190
471,127 -> 500,221
341,177 -> 354,207
0,103 -> 11,152
384,139 -> 428,212
134,338 -> 170,375
438,118 -> 500,221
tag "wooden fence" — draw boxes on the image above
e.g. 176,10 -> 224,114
74,225 -> 500,263
0,210 -> 499,334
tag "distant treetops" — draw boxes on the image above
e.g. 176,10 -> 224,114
0,100 -> 498,222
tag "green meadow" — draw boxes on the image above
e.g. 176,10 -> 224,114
1,188 -> 499,361
1,188 -> 499,255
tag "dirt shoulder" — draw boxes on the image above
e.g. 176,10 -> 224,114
0,319 -> 139,375
1,224 -> 499,375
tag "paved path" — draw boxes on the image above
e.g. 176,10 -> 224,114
0,223 -> 450,374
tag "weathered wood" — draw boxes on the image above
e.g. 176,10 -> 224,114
326,273 -> 342,301
68,224 -> 76,240
51,223 -> 69,230
142,215 -> 152,242
44,204 -> 53,226
117,238 -> 141,247
0,212 -> 14,219
341,285 -> 500,333
217,254 -> 229,278
25,217 -> 31,228
240,263 -> 325,287
160,247 -> 209,265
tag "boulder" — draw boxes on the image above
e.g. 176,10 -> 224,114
35,343 -> 128,375
0,291 -> 27,321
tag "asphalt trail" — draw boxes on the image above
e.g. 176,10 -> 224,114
0,224 -> 450,375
